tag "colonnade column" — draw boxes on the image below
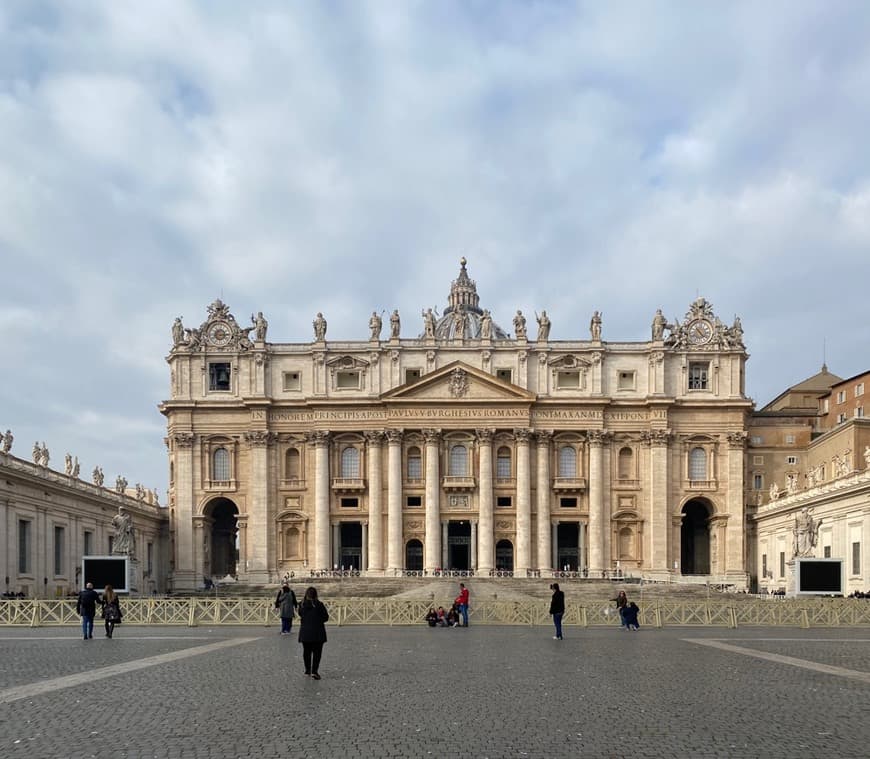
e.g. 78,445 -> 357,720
385,430 -> 403,574
171,432 -> 196,591
587,430 -> 608,575
332,523 -> 340,569
725,431 -> 748,580
423,429 -> 441,573
244,430 -> 271,583
312,431 -> 331,571
475,429 -> 494,574
361,522 -> 368,572
645,428 -> 671,575
365,431 -> 384,574
515,428 -> 532,575
551,523 -> 559,570
470,520 -> 478,570
535,431 -> 552,572
441,521 -> 448,569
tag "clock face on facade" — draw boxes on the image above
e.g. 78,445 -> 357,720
687,319 -> 713,345
208,321 -> 233,347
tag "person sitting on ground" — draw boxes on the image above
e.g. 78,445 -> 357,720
425,608 -> 438,627
436,606 -> 447,627
623,601 -> 640,631
446,605 -> 460,627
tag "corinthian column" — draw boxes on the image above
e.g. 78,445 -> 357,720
244,430 -> 272,583
365,431 -> 385,574
475,429 -> 494,574
311,431 -> 331,571
643,428 -> 671,575
535,430 -> 553,572
385,429 -> 403,574
587,430 -> 609,575
725,431 -> 748,581
423,429 -> 441,573
515,428 -> 532,574
171,432 -> 196,591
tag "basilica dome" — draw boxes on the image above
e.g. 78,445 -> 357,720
425,258 -> 509,340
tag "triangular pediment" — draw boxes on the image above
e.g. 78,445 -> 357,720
382,361 -> 536,402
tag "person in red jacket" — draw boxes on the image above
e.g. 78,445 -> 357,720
455,582 -> 470,627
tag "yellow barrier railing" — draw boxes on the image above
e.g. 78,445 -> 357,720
2,598 -> 870,628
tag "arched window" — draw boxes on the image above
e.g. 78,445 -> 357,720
450,445 -> 468,476
558,446 -> 577,477
405,539 -> 423,571
285,448 -> 300,479
341,447 -> 360,478
496,447 -> 512,479
619,527 -> 634,559
213,447 -> 230,481
283,527 -> 300,558
407,446 -> 422,479
689,447 -> 707,481
618,447 -> 633,479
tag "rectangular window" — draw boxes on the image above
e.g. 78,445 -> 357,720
560,497 -> 578,509
407,455 -> 422,480
837,413 -> 846,424
856,383 -> 865,397
18,520 -> 31,573
496,496 -> 512,508
688,362 -> 709,390
404,369 -> 421,384
84,531 -> 93,557
786,456 -> 798,466
617,371 -> 635,391
208,362 -> 231,391
496,456 -> 511,479
837,390 -> 846,404
821,398 -> 829,413
823,545 -> 831,558
753,474 -> 763,490
54,526 -> 65,576
779,551 -> 785,578
785,434 -> 795,444
336,371 -> 360,389
147,542 -> 154,576
340,497 -> 359,509
282,372 -> 301,391
557,371 -> 581,389
496,369 -> 512,383
852,542 -> 861,576
752,455 -> 764,465
855,406 -> 864,418
406,496 -> 422,508
751,437 -> 763,446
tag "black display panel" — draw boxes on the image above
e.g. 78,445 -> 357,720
81,556 -> 129,593
796,559 -> 843,595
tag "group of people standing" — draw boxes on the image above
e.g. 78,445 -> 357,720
76,583 -> 123,639
275,584 -> 330,679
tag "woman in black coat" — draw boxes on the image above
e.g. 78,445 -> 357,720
298,586 -> 329,679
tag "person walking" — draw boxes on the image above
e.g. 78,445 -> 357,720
76,582 -> 100,640
298,586 -> 329,679
549,582 -> 565,640
455,582 -> 470,627
100,585 -> 123,638
275,584 -> 298,635
612,590 -> 629,629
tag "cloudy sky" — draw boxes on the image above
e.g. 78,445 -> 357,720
1,1 -> 869,496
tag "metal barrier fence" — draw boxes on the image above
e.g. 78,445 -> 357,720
2,598 -> 870,628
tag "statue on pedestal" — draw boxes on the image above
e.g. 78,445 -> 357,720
422,308 -> 436,339
112,507 -> 135,558
389,309 -> 401,339
536,311 -> 551,342
0,430 -> 11,454
513,310 -> 527,340
172,317 -> 185,347
590,311 -> 602,341
480,310 -> 492,340
793,507 -> 820,557
369,311 -> 382,341
651,309 -> 666,341
93,466 -> 105,487
252,312 -> 268,342
313,313 -> 327,341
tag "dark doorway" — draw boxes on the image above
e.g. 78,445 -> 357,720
557,523 -> 581,571
681,500 -> 711,574
406,539 -> 423,571
448,521 -> 471,570
495,539 -> 514,571
208,498 -> 239,578
339,522 -> 362,570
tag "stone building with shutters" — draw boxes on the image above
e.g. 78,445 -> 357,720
160,259 -> 752,591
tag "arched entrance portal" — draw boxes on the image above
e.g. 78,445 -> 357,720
206,498 -> 239,579
448,521 -> 471,571
681,500 -> 711,575
495,539 -> 514,571
405,539 -> 423,571
557,523 -> 581,571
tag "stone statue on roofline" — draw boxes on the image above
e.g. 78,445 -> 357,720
390,309 -> 400,339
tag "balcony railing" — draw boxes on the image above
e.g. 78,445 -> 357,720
442,475 -> 477,491
279,478 -> 306,490
494,477 -> 516,487
552,477 -> 587,491
686,479 -> 718,491
205,479 -> 237,492
331,477 -> 367,493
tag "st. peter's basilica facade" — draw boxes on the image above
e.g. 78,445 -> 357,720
161,260 -> 751,591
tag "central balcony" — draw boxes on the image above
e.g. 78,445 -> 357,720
552,477 -> 587,492
442,475 -> 477,492
331,477 -> 367,493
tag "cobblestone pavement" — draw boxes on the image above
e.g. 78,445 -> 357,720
1,624 -> 868,758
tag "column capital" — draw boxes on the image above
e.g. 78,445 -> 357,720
385,429 -> 404,445
364,430 -> 385,446
641,429 -> 671,447
244,430 -> 275,448
533,429 -> 553,446
586,429 -> 611,446
422,428 -> 441,444
306,430 -> 331,448
475,428 -> 495,444
726,430 -> 748,449
172,432 -> 196,449
513,428 -> 533,444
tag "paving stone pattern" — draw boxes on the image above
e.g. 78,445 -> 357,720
1,625 -> 868,758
